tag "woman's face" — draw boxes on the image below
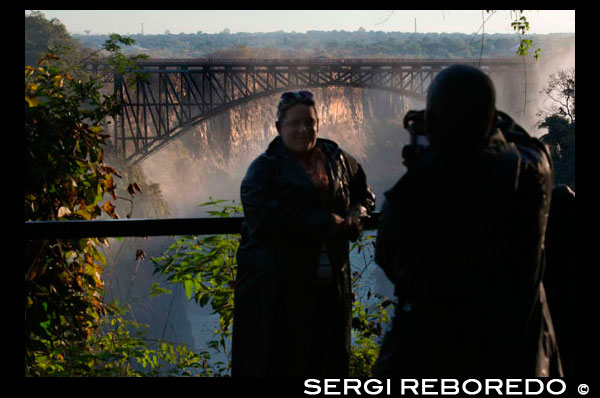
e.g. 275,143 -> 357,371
277,104 -> 318,155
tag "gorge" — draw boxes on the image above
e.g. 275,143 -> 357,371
100,50 -> 574,368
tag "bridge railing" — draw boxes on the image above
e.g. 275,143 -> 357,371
24,212 -> 381,239
132,57 -> 527,66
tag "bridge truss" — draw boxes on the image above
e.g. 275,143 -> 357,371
109,58 -> 524,164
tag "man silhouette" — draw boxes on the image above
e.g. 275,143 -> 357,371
374,64 -> 562,377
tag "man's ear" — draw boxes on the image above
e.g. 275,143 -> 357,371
275,121 -> 281,135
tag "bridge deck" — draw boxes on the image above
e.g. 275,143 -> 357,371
131,57 -> 527,67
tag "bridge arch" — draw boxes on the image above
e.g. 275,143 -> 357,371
110,58 -> 524,164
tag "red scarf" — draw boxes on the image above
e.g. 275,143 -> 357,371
298,146 -> 329,202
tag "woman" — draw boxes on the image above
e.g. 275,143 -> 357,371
232,91 -> 375,377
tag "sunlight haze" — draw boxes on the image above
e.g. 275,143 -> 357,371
33,10 -> 575,36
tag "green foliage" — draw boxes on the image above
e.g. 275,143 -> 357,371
31,301 -> 211,376
25,57 -> 121,222
349,234 -> 391,377
539,115 -> 575,189
24,50 -> 124,375
350,294 -> 391,377
102,34 -> 150,86
25,11 -> 82,67
153,202 -> 391,377
152,199 -> 242,371
150,282 -> 172,298
480,10 -> 542,59
506,10 -> 542,59
538,68 -> 575,189
24,34 -> 182,377
25,11 -> 106,82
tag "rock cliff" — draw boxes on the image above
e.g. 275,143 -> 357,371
140,87 -> 420,217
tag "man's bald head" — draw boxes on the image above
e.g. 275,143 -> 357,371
425,64 -> 497,150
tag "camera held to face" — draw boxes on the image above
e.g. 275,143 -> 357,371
402,110 -> 429,169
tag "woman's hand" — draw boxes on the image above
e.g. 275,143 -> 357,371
329,213 -> 346,237
329,213 -> 360,240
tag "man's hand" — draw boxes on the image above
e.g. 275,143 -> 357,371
404,110 -> 426,136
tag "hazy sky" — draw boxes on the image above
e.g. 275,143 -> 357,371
32,10 -> 575,36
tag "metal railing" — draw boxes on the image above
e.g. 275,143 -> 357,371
24,212 -> 381,240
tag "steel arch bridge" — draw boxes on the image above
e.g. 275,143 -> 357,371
108,58 -> 525,164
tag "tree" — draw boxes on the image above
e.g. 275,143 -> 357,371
538,68 -> 575,189
24,32 -> 194,376
25,50 -> 122,375
25,11 -> 82,66
539,68 -> 575,125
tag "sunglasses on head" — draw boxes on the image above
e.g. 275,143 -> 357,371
279,90 -> 314,105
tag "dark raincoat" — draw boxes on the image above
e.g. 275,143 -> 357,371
374,111 -> 562,377
232,136 -> 375,377
543,184 -> 576,376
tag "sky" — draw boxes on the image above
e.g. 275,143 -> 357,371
32,10 -> 575,36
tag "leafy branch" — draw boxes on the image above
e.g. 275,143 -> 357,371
152,199 -> 242,368
482,10 -> 541,59
349,233 -> 392,377
152,200 -> 392,376
24,32 -> 167,377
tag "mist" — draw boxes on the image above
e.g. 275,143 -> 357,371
121,87 -> 414,354
494,40 -> 575,138
138,87 -> 416,217
137,51 -> 578,221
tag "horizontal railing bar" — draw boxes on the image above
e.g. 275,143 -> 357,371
24,212 -> 381,239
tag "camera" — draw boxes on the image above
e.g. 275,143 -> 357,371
402,110 -> 429,169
